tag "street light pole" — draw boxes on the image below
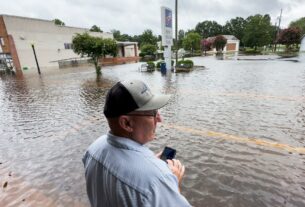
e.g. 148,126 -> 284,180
31,44 -> 41,74
274,9 -> 283,52
175,0 -> 178,65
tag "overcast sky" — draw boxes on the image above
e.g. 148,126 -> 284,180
1,0 -> 304,35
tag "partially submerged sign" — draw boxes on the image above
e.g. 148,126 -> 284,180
161,7 -> 173,46
161,7 -> 173,73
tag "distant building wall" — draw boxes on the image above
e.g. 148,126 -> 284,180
2,15 -> 113,70
208,35 -> 240,53
116,43 -> 138,58
224,40 -> 240,52
0,16 -> 10,53
124,45 -> 138,57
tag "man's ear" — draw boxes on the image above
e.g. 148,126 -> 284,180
118,115 -> 133,132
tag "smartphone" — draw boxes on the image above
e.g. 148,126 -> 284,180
160,146 -> 176,161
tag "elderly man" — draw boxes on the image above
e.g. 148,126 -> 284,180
83,79 -> 190,207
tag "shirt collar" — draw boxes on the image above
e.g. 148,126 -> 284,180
107,132 -> 154,156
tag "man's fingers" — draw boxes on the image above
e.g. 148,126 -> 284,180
167,159 -> 173,165
172,159 -> 176,166
181,165 -> 185,177
156,151 -> 163,158
172,159 -> 182,170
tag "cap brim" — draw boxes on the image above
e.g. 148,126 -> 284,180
135,94 -> 171,111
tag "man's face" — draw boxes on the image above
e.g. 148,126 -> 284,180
128,110 -> 162,144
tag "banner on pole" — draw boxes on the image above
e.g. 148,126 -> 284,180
161,7 -> 173,46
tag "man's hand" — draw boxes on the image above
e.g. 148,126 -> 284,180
167,159 -> 185,191
155,151 -> 162,158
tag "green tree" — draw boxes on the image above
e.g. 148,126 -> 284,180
289,17 -> 305,37
158,35 -> 162,41
111,29 -> 133,41
53,18 -> 65,26
177,29 -> 185,49
213,35 -> 227,51
195,20 -> 223,38
72,33 -> 117,75
277,27 -> 301,51
132,35 -> 140,44
182,32 -> 201,55
223,17 -> 246,46
111,29 -> 121,40
119,34 -> 133,41
242,14 -> 273,50
90,25 -> 103,32
138,29 -> 158,48
139,44 -> 157,57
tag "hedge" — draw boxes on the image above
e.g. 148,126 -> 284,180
147,61 -> 155,69
176,59 -> 194,68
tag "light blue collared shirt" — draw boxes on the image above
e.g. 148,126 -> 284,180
82,133 -> 191,207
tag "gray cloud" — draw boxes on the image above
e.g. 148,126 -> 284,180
0,0 -> 304,35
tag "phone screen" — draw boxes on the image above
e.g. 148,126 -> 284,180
160,147 -> 176,161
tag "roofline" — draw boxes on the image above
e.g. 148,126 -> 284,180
0,14 -> 112,34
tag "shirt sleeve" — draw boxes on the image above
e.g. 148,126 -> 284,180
146,173 -> 191,207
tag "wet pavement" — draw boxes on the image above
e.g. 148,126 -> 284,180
0,55 -> 305,207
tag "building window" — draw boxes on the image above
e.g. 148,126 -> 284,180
64,43 -> 73,49
0,37 -> 4,46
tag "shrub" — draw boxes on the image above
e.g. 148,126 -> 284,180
277,27 -> 301,51
141,55 -> 156,62
213,35 -> 227,51
201,39 -> 213,51
243,48 -> 262,55
156,61 -> 164,68
183,60 -> 194,67
183,52 -> 201,57
147,61 -> 155,69
140,44 -> 157,56
176,59 -> 194,68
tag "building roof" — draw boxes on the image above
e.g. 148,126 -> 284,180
222,35 -> 239,40
206,35 -> 239,41
0,14 -> 113,35
117,41 -> 138,46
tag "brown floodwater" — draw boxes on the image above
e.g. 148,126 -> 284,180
1,55 -> 305,207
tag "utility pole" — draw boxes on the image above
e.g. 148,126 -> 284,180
175,0 -> 178,65
274,9 -> 282,52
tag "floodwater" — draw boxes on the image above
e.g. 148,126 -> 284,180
1,55 -> 305,207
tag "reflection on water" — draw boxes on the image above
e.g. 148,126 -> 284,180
300,37 -> 305,52
1,57 -> 305,207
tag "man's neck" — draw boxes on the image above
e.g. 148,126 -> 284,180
109,130 -> 144,145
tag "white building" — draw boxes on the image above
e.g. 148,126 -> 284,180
222,35 -> 240,52
0,15 -> 139,74
207,35 -> 240,52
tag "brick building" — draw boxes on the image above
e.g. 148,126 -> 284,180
0,15 -> 139,74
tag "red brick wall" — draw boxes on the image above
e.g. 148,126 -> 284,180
0,16 -> 10,53
226,43 -> 236,51
8,35 -> 22,73
0,16 -> 22,74
100,56 -> 140,66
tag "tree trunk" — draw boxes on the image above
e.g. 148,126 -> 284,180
94,57 -> 101,75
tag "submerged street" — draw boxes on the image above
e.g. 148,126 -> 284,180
1,55 -> 305,207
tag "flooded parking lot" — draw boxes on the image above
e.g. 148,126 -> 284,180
1,55 -> 305,207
